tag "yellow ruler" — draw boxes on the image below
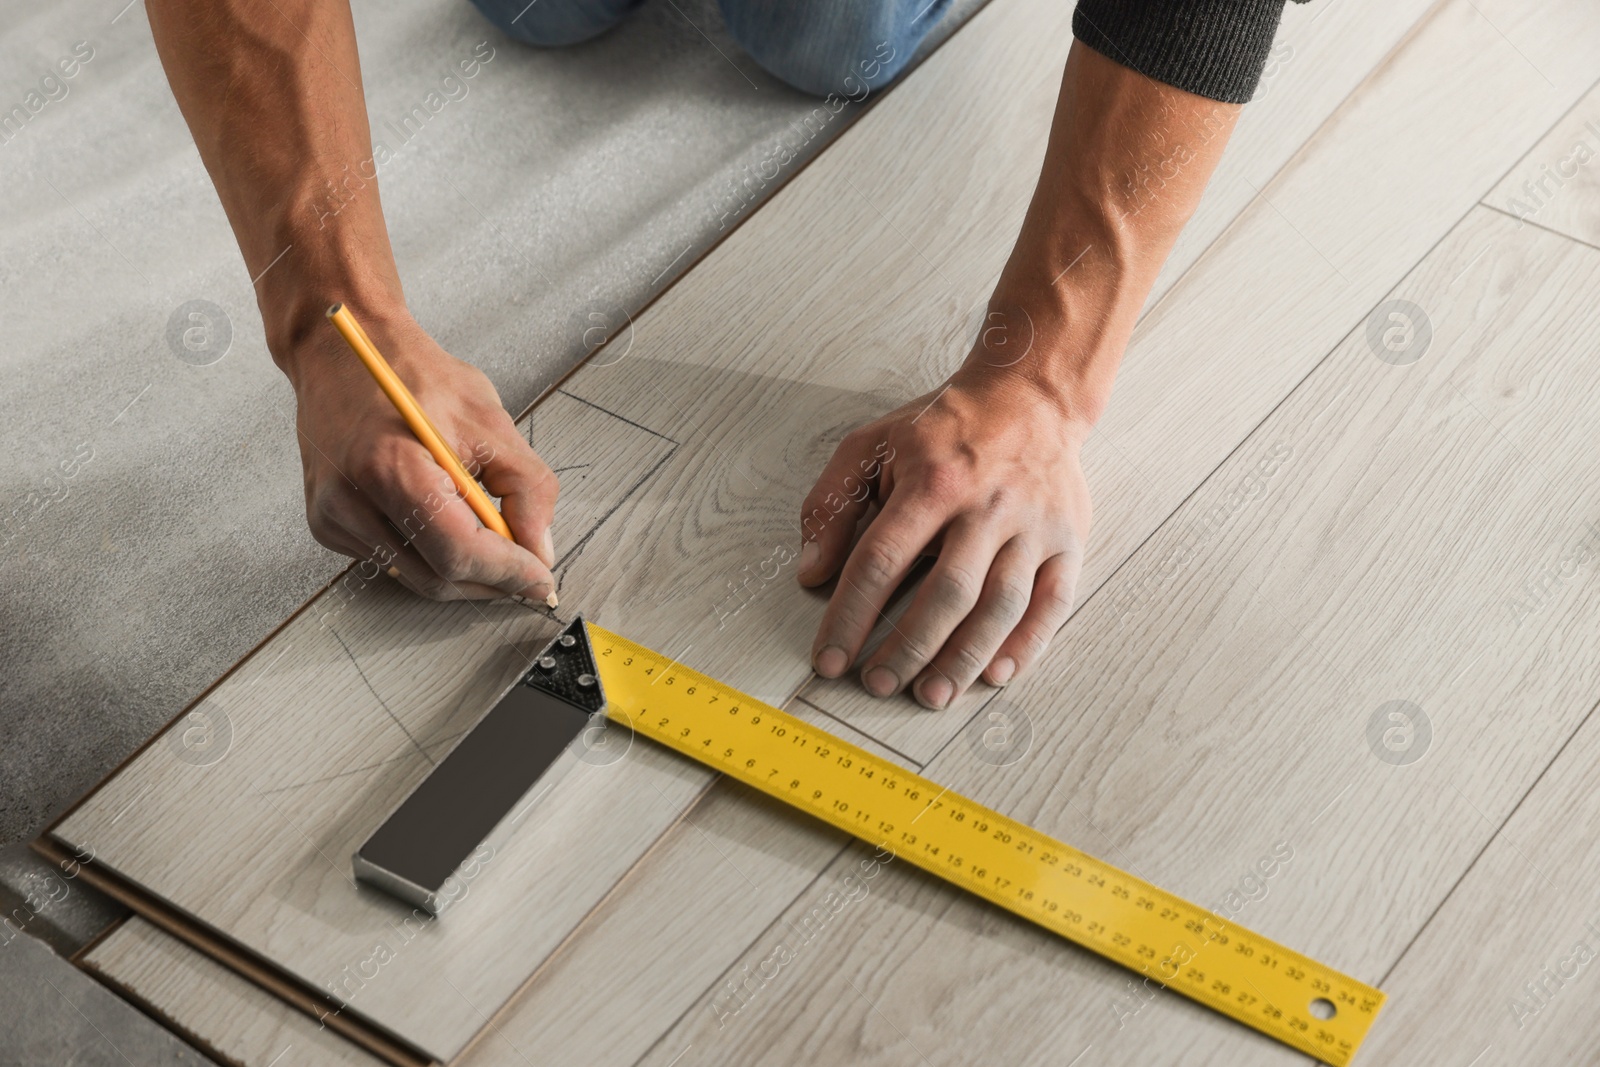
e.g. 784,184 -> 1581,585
590,625 -> 1383,1065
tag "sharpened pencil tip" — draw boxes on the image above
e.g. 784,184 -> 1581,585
326,303 -> 343,317
545,591 -> 560,609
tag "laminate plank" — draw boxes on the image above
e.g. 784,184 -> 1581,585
52,390 -> 685,1062
628,203 -> 1600,1064
1142,0 -> 1439,311
451,777 -> 860,1067
1356,660 -> 1600,1064
84,917 -> 382,1067
800,0 -> 1600,766
1485,79 -> 1600,247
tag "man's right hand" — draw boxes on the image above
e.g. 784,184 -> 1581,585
283,309 -> 559,604
146,0 -> 558,603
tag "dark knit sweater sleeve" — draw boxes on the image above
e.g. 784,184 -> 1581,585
1072,0 -> 1309,105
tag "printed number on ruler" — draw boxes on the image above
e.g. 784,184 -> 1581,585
589,625 -> 1383,1066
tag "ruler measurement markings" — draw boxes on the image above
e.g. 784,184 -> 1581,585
590,626 -> 1378,1065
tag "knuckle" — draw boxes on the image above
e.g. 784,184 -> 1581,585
308,525 -> 344,554
1017,624 -> 1054,661
415,572 -> 455,601
305,507 -> 347,552
306,483 -> 342,521
1038,573 -> 1077,617
503,439 -> 551,480
345,460 -> 379,493
991,577 -> 1033,621
943,641 -> 987,682
305,497 -> 335,531
915,461 -> 966,503
930,564 -> 982,609
854,543 -> 902,588
348,445 -> 401,492
889,632 -> 936,667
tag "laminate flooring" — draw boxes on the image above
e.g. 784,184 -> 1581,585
53,0 -> 1600,1064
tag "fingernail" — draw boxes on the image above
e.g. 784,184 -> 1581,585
863,665 -> 899,697
988,657 -> 1015,686
545,590 -> 560,609
798,541 -> 820,577
916,674 -> 952,710
815,645 -> 848,678
539,527 -> 555,566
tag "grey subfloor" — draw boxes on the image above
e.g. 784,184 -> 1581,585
0,928 -> 206,1066
0,0 -> 980,1053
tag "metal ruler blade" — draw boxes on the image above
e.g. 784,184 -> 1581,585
590,624 -> 1383,1065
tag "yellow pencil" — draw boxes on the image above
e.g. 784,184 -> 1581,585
325,303 -> 513,541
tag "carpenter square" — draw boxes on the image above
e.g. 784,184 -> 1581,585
351,615 -> 605,914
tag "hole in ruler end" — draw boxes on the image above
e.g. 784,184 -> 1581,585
1309,997 -> 1336,1020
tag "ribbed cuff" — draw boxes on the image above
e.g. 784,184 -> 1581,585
1072,0 -> 1298,105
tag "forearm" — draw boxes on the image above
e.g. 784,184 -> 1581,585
977,41 -> 1239,426
147,0 -> 402,380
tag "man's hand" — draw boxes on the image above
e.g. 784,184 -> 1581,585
798,42 -> 1243,705
799,367 -> 1090,709
147,0 -> 560,601
285,310 -> 558,603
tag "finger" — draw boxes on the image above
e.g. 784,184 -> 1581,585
859,516 -> 1009,701
797,431 -> 885,587
471,423 -> 560,569
909,536 -> 1036,709
336,506 -> 508,601
811,493 -> 944,680
370,448 -> 556,602
983,545 -> 1083,686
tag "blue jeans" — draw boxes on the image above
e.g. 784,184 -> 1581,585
468,0 -> 952,96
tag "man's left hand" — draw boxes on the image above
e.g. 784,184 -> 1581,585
798,365 -> 1092,709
